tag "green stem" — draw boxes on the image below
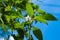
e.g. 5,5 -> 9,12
0,17 -> 4,24
28,25 -> 31,40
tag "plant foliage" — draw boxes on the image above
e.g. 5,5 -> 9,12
0,0 -> 57,40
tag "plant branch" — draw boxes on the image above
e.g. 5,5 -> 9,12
0,17 -> 4,24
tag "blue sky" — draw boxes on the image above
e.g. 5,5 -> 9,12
34,0 -> 60,40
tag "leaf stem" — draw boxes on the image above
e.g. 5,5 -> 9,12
0,18 -> 4,24
28,25 -> 31,40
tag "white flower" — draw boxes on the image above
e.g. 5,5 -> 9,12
25,15 -> 33,23
9,36 -> 15,40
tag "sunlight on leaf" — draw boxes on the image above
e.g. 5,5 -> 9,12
34,16 -> 48,24
2,24 -> 6,31
14,22 -> 24,29
5,5 -> 11,11
26,3 -> 34,17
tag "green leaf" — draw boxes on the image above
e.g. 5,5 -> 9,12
14,22 -> 24,29
42,13 -> 57,21
4,0 -> 8,2
31,4 -> 36,9
34,16 -> 48,24
28,35 -> 33,40
0,0 -> 2,2
4,11 -> 23,19
17,28 -> 24,40
37,9 -> 45,15
25,32 -> 29,37
5,5 -> 11,11
16,11 -> 23,18
4,15 -> 10,23
1,15 -> 10,24
26,3 -> 34,17
13,28 -> 24,40
25,32 -> 33,40
0,2 -> 4,7
32,27 -> 43,40
11,10 -> 23,18
2,24 -> 6,31
15,0 -> 22,4
24,21 -> 31,26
